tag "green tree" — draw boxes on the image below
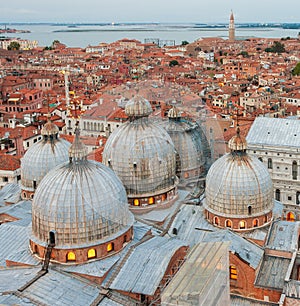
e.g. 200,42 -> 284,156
292,62 -> 300,76
51,40 -> 61,48
239,51 -> 249,58
169,60 -> 179,67
7,41 -> 20,50
181,40 -> 189,46
265,41 -> 286,53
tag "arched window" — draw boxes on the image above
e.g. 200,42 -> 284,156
239,220 -> 246,229
107,242 -> 114,253
214,216 -> 219,226
87,249 -> 96,259
297,192 -> 300,205
248,205 -> 252,215
253,219 -> 259,227
275,189 -> 281,201
230,265 -> 237,280
148,197 -> 155,205
292,161 -> 298,180
225,220 -> 232,228
267,158 -> 273,169
34,245 -> 38,255
133,199 -> 140,206
287,212 -> 296,222
67,251 -> 76,261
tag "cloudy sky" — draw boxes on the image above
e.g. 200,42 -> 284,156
0,0 -> 299,23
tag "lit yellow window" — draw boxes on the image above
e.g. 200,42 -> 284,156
253,219 -> 258,227
67,251 -> 76,261
225,220 -> 232,228
148,197 -> 155,205
287,212 -> 295,222
239,220 -> 246,229
88,249 -> 96,259
107,242 -> 114,252
133,199 -> 140,206
230,265 -> 237,280
184,172 -> 189,178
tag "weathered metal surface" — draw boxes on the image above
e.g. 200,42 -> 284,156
246,117 -> 300,148
109,236 -> 187,295
205,152 -> 273,217
31,158 -> 134,247
103,98 -> 177,197
21,136 -> 71,190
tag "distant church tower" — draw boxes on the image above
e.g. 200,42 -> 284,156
229,11 -> 235,41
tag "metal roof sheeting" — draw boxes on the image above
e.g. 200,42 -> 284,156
255,255 -> 291,290
20,269 -> 100,306
202,230 -> 264,269
0,223 -> 30,266
109,236 -> 187,295
0,183 -> 21,207
246,117 -> 300,148
266,220 -> 300,252
0,267 -> 41,292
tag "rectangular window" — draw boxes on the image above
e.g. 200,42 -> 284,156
230,266 -> 237,280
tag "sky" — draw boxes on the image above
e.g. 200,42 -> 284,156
0,0 -> 299,24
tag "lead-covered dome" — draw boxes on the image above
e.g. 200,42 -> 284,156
204,129 -> 273,231
21,118 -> 71,200
103,96 -> 178,213
30,128 -> 134,264
164,106 -> 206,184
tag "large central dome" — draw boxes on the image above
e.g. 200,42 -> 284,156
30,128 -> 134,264
102,96 -> 178,213
204,129 -> 274,231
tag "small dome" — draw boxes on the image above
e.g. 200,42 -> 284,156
21,130 -> 71,199
204,131 -> 273,230
31,131 -> 134,249
165,116 -> 206,182
125,95 -> 153,118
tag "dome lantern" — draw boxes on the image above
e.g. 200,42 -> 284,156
41,115 -> 59,142
68,126 -> 88,163
125,95 -> 153,120
228,126 -> 247,153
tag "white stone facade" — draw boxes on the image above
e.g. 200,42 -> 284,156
246,117 -> 300,220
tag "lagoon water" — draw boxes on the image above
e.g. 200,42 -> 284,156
1,23 -> 299,48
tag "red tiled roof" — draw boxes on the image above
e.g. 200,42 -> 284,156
0,154 -> 20,171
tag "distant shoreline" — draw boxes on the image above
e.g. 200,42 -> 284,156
53,28 -> 275,33
1,22 -> 300,30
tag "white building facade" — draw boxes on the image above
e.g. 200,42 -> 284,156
246,117 -> 300,221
